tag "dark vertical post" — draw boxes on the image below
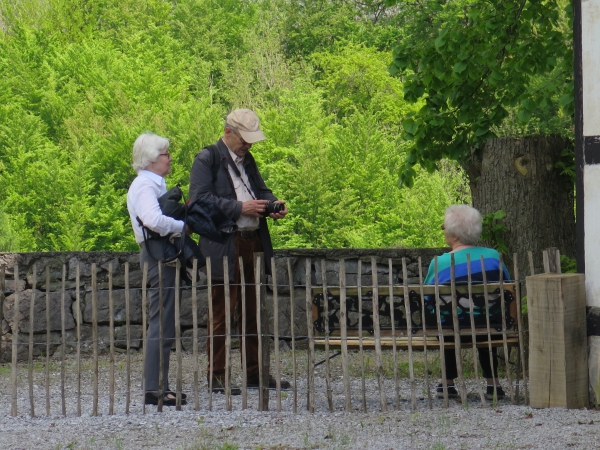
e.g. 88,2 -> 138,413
573,0 -> 584,273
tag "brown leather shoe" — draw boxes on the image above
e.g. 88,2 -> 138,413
247,374 -> 291,390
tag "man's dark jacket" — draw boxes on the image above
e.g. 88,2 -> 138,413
189,138 -> 277,280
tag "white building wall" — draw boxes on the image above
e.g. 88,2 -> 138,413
582,0 -> 600,405
582,0 -> 600,137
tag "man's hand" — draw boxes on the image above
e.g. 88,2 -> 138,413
269,200 -> 288,219
241,199 -> 269,217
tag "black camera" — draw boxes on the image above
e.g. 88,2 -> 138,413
264,201 -> 285,216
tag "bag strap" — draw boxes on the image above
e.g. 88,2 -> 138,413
136,216 -> 163,261
202,144 -> 221,183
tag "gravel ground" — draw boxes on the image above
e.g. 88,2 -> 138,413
0,351 -> 599,449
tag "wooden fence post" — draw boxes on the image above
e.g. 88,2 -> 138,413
255,253 -> 270,411
304,257 -> 314,413
527,273 -> 588,408
286,258 -> 297,414
339,259 -> 350,412
28,264 -> 36,418
11,263 -> 19,417
371,257 -> 387,412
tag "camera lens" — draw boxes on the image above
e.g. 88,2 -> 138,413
265,201 -> 284,215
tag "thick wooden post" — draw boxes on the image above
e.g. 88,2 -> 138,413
527,273 -> 588,408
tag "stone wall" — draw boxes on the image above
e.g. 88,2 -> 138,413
0,249 -> 443,362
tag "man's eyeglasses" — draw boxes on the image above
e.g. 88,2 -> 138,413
158,152 -> 171,158
230,127 -> 249,146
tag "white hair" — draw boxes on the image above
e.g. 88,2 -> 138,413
444,204 -> 482,246
132,132 -> 170,173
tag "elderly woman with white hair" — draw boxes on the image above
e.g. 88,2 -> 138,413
127,132 -> 187,406
424,204 -> 510,401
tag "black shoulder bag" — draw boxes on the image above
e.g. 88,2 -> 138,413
136,184 -> 187,264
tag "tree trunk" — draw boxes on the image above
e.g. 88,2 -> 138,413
468,137 -> 575,275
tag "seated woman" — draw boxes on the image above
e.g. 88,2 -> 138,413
127,132 -> 188,406
424,204 -> 510,400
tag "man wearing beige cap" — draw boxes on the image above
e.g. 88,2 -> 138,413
189,108 -> 290,394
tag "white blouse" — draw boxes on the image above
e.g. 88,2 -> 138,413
127,170 -> 185,244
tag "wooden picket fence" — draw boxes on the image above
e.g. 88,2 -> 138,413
0,250 -> 560,417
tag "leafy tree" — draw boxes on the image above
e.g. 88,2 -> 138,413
386,0 -> 572,186
385,0 -> 575,268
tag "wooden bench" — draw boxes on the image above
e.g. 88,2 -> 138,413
311,282 -> 521,350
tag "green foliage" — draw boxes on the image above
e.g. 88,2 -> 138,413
0,0 -> 470,251
560,254 -> 577,274
554,146 -> 576,183
386,0 -> 573,187
481,210 -> 508,255
0,208 -> 19,252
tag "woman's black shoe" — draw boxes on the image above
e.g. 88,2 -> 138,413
145,391 -> 187,406
436,383 -> 458,399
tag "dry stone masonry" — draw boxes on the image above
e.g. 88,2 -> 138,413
0,249 -> 442,362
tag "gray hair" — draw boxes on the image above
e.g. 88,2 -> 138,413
443,204 -> 482,245
132,132 -> 170,173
